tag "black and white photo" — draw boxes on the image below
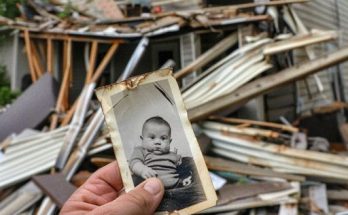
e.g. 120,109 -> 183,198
96,69 -> 216,214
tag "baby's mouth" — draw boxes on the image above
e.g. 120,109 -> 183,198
153,147 -> 162,152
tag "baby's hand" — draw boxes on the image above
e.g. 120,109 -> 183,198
141,166 -> 158,179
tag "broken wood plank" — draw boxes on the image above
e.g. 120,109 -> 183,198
90,42 -> 119,83
218,182 -> 292,205
209,116 -> 299,133
204,156 -> 304,181
327,190 -> 348,201
85,41 -> 98,84
188,46 -> 348,121
174,33 -> 238,79
31,41 -> 44,78
47,38 -> 53,74
203,121 -> 281,138
206,129 -> 348,171
61,42 -> 119,126
263,31 -> 337,55
23,30 -> 37,82
50,39 -> 72,130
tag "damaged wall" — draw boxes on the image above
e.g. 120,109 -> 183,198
337,0 -> 348,102
293,0 -> 341,115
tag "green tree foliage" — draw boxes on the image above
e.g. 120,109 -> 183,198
0,65 -> 19,107
0,0 -> 22,19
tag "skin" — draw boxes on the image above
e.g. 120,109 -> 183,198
60,161 -> 164,215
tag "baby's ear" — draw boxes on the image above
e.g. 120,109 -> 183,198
140,136 -> 143,140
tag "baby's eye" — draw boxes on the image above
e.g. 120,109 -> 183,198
161,136 -> 168,140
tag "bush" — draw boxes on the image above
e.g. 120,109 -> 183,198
0,0 -> 22,19
0,65 -> 19,107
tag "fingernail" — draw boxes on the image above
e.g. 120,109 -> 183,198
144,178 -> 161,195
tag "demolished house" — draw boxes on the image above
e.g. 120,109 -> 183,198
1,0 -> 348,214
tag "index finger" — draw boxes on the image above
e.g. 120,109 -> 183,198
69,161 -> 124,205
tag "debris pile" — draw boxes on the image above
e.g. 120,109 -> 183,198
1,0 -> 348,214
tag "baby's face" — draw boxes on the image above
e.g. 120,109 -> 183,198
141,122 -> 172,155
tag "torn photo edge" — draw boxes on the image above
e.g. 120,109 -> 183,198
95,68 -> 217,214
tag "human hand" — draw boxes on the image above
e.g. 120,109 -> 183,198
141,166 -> 158,179
60,161 -> 164,215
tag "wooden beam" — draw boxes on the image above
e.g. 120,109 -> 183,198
263,31 -> 337,56
20,32 -> 124,44
209,116 -> 299,133
50,39 -> 72,130
61,42 -> 119,126
188,46 -> 348,122
23,30 -> 37,82
31,41 -> 44,78
47,38 -> 53,74
204,156 -> 304,181
90,42 -> 119,83
85,41 -> 98,84
174,33 -> 238,79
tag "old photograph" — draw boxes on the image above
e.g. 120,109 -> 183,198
96,69 -> 216,214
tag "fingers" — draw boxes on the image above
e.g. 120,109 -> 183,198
61,161 -> 123,213
92,178 -> 164,215
83,161 -> 123,192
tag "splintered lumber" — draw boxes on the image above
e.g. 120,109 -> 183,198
37,109 -> 105,215
90,42 -> 119,83
24,30 -> 37,82
47,38 -> 53,74
85,41 -> 98,84
218,182 -> 292,205
61,41 -> 119,126
263,31 -> 337,55
50,39 -> 72,130
30,41 -> 44,78
174,33 -> 238,79
0,182 -> 42,215
201,196 -> 297,214
205,127 -> 348,180
204,124 -> 348,167
37,51 -> 141,213
55,83 -> 96,170
188,46 -> 348,121
209,116 -> 299,133
204,156 -> 305,181
327,190 -> 348,200
203,121 -> 280,138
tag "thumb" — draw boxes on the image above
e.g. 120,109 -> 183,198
93,178 -> 164,215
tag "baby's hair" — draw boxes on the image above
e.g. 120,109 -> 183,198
142,116 -> 171,135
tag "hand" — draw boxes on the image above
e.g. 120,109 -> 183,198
60,161 -> 164,215
141,166 -> 158,179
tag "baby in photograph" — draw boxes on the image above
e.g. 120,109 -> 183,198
130,116 -> 191,189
